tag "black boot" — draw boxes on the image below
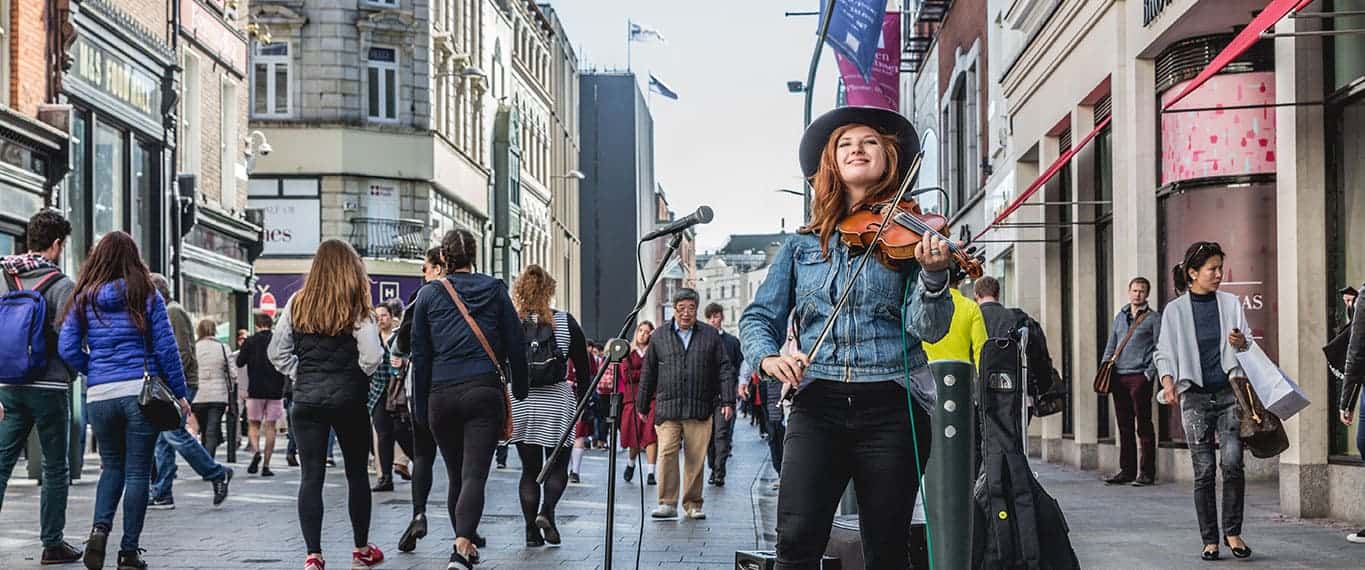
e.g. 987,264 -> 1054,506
536,514 -> 561,546
398,513 -> 427,552
371,476 -> 394,492
525,525 -> 545,547
116,549 -> 148,570
83,526 -> 109,570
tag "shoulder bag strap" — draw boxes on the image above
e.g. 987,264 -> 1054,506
439,278 -> 504,380
1109,309 -> 1149,363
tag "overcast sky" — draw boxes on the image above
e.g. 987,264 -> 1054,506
548,0 -> 844,253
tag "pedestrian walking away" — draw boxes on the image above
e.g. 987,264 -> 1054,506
507,264 -> 592,548
237,312 -> 289,477
1155,241 -> 1255,561
704,303 -> 742,487
409,228 -> 530,569
617,322 -> 658,486
369,298 -> 414,493
738,106 -> 956,569
637,288 -> 736,522
147,274 -> 233,511
268,239 -> 386,570
0,209 -> 83,564
57,231 -> 193,570
1100,277 -> 1161,487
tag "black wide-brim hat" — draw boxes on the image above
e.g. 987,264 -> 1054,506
799,106 -> 921,182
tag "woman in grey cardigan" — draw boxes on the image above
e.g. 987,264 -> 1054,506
1154,241 -> 1254,561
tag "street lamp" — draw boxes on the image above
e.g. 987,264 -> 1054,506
774,188 -> 803,197
786,81 -> 806,94
554,170 -> 586,181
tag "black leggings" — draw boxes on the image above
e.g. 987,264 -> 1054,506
192,403 -> 226,459
409,409 -> 438,516
292,401 -> 372,554
371,405 -> 414,479
427,375 -> 505,540
515,443 -> 571,527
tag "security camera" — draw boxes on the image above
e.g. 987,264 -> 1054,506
259,141 -> 273,156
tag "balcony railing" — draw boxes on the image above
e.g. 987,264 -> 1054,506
349,217 -> 430,260
1144,0 -> 1173,26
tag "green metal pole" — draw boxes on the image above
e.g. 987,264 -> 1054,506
926,359 -> 976,570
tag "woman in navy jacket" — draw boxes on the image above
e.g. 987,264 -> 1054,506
58,231 -> 190,570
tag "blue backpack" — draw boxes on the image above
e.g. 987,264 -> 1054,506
0,269 -> 62,384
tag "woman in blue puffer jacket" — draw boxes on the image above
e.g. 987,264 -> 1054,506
58,231 -> 190,570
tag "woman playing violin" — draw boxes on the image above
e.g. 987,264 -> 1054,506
739,106 -> 956,569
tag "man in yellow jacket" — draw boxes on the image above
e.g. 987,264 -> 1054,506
922,272 -> 988,366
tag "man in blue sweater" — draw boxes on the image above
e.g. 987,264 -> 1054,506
1101,277 -> 1162,487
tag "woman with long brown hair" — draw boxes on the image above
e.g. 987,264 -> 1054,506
268,239 -> 385,570
738,107 -> 956,568
507,264 -> 591,548
617,321 -> 657,484
409,229 -> 528,569
57,231 -> 191,570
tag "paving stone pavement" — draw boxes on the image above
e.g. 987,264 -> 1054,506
6,417 -> 1365,569
1,417 -> 782,569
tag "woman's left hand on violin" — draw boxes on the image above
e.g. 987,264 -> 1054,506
914,234 -> 954,273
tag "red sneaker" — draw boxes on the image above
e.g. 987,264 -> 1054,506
303,555 -> 325,570
353,544 -> 384,567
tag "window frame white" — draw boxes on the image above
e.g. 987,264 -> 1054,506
366,0 -> 398,7
180,51 -> 202,179
250,41 -> 292,118
367,46 -> 400,123
220,78 -> 240,211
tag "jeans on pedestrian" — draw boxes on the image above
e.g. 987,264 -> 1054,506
151,423 -> 226,500
707,404 -> 735,477
776,380 -> 931,570
427,375 -> 504,540
1180,386 -> 1244,545
767,418 -> 786,475
0,387 -> 71,547
371,404 -> 414,479
1111,372 -> 1156,479
292,400 -> 372,554
87,394 -> 159,553
191,402 -> 226,459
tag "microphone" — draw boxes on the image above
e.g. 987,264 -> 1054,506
639,205 -> 714,242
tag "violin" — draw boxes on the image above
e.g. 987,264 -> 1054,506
837,199 -> 984,279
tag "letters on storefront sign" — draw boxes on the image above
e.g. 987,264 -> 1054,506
70,37 -> 162,121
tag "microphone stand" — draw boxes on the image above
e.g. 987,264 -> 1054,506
537,231 -> 687,570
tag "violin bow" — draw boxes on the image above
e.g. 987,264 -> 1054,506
805,151 -> 925,365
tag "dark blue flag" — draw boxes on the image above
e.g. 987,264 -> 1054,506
649,73 -> 679,100
821,0 -> 888,80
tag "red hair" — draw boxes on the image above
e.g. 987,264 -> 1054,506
800,124 -> 901,258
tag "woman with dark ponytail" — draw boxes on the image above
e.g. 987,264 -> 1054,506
1154,241 -> 1255,561
409,229 -> 528,569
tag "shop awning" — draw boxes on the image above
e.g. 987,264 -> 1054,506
1161,0 -> 1314,112
974,115 -> 1111,241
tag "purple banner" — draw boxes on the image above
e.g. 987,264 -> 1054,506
836,12 -> 899,110
252,273 -> 426,317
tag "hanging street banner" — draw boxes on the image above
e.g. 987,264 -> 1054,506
821,0 -> 889,80
837,12 -> 899,110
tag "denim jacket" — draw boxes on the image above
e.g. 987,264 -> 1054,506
739,233 -> 954,387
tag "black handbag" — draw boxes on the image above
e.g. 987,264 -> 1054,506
137,332 -> 182,431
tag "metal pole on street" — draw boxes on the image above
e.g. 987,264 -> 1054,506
802,0 -> 839,223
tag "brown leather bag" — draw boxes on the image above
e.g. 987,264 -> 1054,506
1230,376 -> 1289,459
1093,309 -> 1149,394
439,278 -> 514,441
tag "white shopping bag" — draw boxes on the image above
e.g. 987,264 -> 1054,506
1235,344 -> 1310,420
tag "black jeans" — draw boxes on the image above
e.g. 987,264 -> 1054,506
191,403 -> 226,459
409,407 -> 437,516
776,380 -> 930,570
708,404 -> 735,477
371,405 -> 414,480
1180,386 -> 1244,545
427,375 -> 505,540
291,401 -> 372,554
767,417 -> 786,474
515,443 -> 571,528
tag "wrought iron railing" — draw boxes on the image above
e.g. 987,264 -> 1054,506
1144,0 -> 1173,26
349,217 -> 430,260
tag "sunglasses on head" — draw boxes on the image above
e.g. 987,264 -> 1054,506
1184,241 -> 1222,271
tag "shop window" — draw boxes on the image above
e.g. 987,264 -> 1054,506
131,143 -> 156,258
366,0 -> 397,6
0,234 -> 16,255
93,123 -> 124,244
68,113 -> 90,265
180,51 -> 202,178
251,41 -> 291,118
221,79 -> 240,210
367,46 -> 399,122
1329,93 -> 1365,458
1094,125 -> 1114,441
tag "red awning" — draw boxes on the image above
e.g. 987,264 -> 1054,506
1161,0 -> 1313,111
974,115 -> 1111,241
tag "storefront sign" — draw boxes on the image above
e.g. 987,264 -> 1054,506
255,273 -> 423,311
70,37 -> 162,122
1160,72 -> 1276,185
247,197 -> 320,256
180,0 -> 247,74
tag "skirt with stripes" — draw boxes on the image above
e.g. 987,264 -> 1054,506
508,381 -> 575,448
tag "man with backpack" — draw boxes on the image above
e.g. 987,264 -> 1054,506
974,276 -> 1065,418
0,209 -> 83,564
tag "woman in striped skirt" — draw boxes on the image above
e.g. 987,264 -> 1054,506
508,265 -> 591,547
